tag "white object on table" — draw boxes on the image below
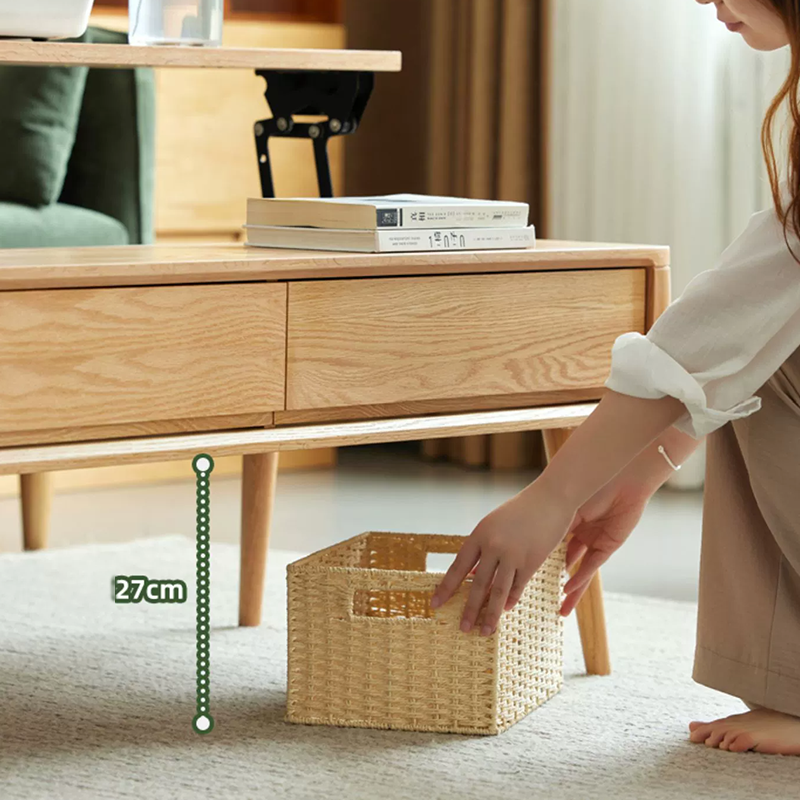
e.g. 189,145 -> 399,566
0,0 -> 94,39
128,0 -> 223,47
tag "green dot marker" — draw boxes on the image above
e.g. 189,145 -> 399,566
191,453 -> 214,735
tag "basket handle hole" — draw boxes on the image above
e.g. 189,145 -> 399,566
425,552 -> 456,574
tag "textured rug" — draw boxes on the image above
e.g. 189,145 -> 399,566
0,536 -> 796,800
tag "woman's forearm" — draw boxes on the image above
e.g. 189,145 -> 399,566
535,389 -> 690,508
626,424 -> 706,495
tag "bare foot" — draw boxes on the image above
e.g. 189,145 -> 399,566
689,708 -> 800,755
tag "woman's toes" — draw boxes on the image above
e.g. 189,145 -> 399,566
689,709 -> 800,755
719,730 -> 738,751
728,732 -> 756,753
704,726 -> 729,748
689,722 -> 712,744
689,724 -> 714,744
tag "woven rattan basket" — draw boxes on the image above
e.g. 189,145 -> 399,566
286,532 -> 567,735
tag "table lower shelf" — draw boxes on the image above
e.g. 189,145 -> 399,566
0,403 -> 598,474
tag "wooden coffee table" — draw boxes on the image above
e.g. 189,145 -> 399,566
0,239 -> 671,676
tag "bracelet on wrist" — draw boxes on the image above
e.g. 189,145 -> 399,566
657,444 -> 681,471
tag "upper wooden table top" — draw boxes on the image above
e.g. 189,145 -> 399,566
0,240 -> 670,291
0,41 -> 402,71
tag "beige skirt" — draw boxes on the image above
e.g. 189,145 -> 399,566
694,344 -> 800,716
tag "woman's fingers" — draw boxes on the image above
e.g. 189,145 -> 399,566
503,562 -> 539,611
560,579 -> 590,616
564,547 -> 608,597
559,548 -> 609,616
565,536 -> 588,571
504,571 -> 525,611
460,556 -> 498,632
481,566 -> 516,635
430,538 -> 480,609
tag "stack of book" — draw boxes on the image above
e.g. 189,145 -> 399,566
243,193 -> 535,253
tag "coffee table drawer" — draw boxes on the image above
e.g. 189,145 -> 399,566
0,283 -> 286,434
287,270 -> 645,410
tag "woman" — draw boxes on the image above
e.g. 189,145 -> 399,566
431,0 -> 800,756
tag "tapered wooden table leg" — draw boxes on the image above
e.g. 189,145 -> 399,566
239,452 -> 279,627
20,472 -> 52,551
574,571 -> 611,675
542,427 -> 612,676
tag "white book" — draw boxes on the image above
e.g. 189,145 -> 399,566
246,193 -> 529,230
244,224 -> 536,253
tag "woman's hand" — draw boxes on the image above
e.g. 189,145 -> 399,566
429,470 -> 657,635
560,476 -> 653,616
429,477 -> 577,636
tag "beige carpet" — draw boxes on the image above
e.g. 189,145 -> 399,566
0,536 -> 795,800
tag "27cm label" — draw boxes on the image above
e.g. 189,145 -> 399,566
113,575 -> 188,604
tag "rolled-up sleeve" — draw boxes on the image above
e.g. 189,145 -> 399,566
604,203 -> 800,439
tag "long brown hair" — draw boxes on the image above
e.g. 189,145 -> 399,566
762,1 -> 800,261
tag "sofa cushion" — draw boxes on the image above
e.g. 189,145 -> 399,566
60,27 -> 156,245
0,202 -> 130,248
0,61 -> 88,207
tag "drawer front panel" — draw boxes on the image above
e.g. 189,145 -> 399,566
0,283 -> 286,434
287,270 -> 645,410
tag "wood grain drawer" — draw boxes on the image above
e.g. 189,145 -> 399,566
287,270 -> 645,410
0,283 -> 286,434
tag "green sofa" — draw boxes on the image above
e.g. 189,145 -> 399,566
0,26 -> 155,248
0,27 -> 155,551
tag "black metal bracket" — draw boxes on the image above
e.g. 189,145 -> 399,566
253,70 -> 375,198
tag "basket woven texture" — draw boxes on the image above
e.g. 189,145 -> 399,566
286,532 -> 567,735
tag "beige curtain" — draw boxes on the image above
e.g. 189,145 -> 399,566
425,0 -> 541,211
344,0 -> 547,470
344,0 -> 544,211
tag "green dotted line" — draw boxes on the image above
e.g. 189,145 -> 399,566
191,454 -> 214,735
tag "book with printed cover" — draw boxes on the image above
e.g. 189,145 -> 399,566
244,223 -> 536,253
246,193 -> 529,231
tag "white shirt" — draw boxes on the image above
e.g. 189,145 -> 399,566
604,194 -> 800,439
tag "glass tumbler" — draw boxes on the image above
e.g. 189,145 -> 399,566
128,0 -> 223,47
